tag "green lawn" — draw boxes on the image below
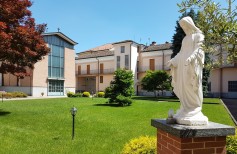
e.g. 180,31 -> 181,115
0,97 -> 235,154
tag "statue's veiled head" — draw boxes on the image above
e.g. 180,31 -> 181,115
179,16 -> 202,35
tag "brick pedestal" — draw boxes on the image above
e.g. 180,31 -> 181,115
151,119 -> 235,154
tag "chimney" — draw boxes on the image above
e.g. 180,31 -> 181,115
151,41 -> 156,46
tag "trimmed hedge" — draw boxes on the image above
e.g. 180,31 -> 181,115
97,92 -> 105,97
121,136 -> 156,154
83,91 -> 90,97
0,91 -> 27,98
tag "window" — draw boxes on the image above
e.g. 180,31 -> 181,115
48,44 -> 64,78
117,56 -> 120,69
87,65 -> 90,74
100,63 -> 104,74
100,76 -> 103,83
228,81 -> 237,92
78,65 -> 81,75
125,55 -> 129,69
121,46 -> 125,53
149,59 -> 155,71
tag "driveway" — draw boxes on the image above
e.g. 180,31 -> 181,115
222,99 -> 237,125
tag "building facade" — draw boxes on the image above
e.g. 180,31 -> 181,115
76,40 -> 140,94
0,32 -> 77,96
76,41 -> 173,96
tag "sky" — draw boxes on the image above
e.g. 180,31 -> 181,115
29,0 -> 232,53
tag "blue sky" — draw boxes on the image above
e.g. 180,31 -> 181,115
29,0 -> 231,53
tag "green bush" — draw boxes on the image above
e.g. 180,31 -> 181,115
121,136 -> 156,154
11,91 -> 27,98
0,91 -> 27,98
4,93 -> 13,99
97,92 -> 105,97
227,129 -> 237,154
67,92 -> 75,97
75,92 -> 83,97
116,94 -> 132,106
83,91 -> 90,97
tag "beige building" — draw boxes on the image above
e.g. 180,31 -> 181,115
76,40 -> 237,98
76,40 -> 140,94
208,64 -> 237,98
76,41 -> 173,96
0,32 -> 77,96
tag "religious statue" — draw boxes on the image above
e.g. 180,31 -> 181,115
167,16 -> 208,125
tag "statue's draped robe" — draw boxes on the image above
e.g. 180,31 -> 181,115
170,32 -> 206,121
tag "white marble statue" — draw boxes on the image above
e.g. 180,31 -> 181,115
167,16 -> 208,125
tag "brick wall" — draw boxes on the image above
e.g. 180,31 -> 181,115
157,129 -> 226,154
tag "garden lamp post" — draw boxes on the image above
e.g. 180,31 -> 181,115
71,107 -> 77,140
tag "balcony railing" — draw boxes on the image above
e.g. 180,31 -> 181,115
76,68 -> 115,75
138,65 -> 170,72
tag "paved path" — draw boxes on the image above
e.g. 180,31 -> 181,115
222,99 -> 237,125
1,96 -> 67,101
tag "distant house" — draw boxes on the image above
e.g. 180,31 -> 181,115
75,41 -> 173,96
137,42 -> 173,96
208,48 -> 237,98
0,32 -> 77,96
76,40 -> 139,94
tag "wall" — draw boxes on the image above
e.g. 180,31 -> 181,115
64,47 -> 76,91
209,67 -> 237,98
98,74 -> 113,91
32,55 -> 48,87
113,42 -> 131,70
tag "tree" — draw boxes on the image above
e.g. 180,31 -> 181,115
141,70 -> 171,97
0,0 -> 50,80
105,69 -> 134,106
178,0 -> 237,65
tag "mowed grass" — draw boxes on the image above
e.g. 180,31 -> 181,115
0,97 -> 235,154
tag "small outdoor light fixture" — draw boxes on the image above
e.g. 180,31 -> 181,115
71,107 -> 77,140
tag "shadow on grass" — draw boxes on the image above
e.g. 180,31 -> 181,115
0,109 -> 11,116
93,103 -> 124,107
132,96 -> 179,102
203,102 -> 220,105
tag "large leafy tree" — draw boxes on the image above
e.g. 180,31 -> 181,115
0,0 -> 50,79
178,0 -> 237,65
105,69 -> 134,105
141,70 -> 171,97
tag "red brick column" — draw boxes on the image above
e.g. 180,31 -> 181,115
157,129 -> 226,154
151,119 -> 235,154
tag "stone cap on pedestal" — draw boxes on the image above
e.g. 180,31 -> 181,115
151,119 -> 235,138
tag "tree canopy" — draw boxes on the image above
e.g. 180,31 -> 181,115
141,70 -> 171,97
0,0 -> 50,77
178,0 -> 237,65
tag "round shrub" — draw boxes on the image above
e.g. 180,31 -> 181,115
121,136 -> 156,154
97,92 -> 105,97
227,129 -> 237,154
67,92 -> 75,97
83,91 -> 90,97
